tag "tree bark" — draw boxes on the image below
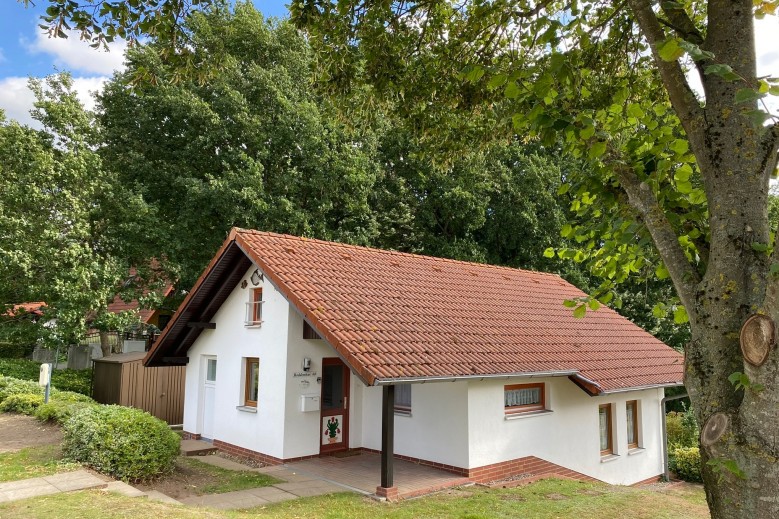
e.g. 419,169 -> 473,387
625,0 -> 779,517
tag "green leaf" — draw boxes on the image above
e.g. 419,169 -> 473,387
734,88 -> 764,104
563,299 -> 578,308
670,139 -> 689,155
743,109 -> 771,127
655,263 -> 670,280
751,242 -> 772,253
677,181 -> 693,194
626,103 -> 644,118
487,73 -> 508,90
464,65 -> 485,83
557,183 -> 570,195
505,82 -> 521,99
673,305 -> 689,324
573,304 -> 587,318
704,64 -> 741,82
652,304 -> 667,318
658,39 -> 684,61
579,125 -> 595,140
588,299 -> 601,311
588,141 -> 607,159
543,247 -> 556,258
674,164 -> 693,182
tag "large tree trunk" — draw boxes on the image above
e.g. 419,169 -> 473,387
627,1 -> 779,516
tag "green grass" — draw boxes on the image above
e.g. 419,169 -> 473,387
179,458 -> 282,494
0,445 -> 80,483
0,478 -> 710,519
0,358 -> 92,395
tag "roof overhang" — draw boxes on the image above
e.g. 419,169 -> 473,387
373,370 -> 580,385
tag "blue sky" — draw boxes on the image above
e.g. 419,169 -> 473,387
0,2 -> 777,126
0,1 -> 290,125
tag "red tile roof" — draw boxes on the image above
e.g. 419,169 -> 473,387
4,302 -> 47,317
148,229 -> 684,393
107,268 -> 174,323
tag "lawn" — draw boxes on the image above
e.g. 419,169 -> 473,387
0,478 -> 710,519
0,445 -> 80,483
136,458 -> 282,499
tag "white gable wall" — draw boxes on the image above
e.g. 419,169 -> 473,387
182,267 -> 290,459
467,377 -> 664,484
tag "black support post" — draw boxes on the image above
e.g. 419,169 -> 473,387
380,384 -> 395,489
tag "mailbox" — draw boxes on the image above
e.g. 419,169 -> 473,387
39,363 -> 50,387
300,394 -> 320,412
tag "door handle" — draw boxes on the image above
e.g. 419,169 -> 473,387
344,397 -> 348,410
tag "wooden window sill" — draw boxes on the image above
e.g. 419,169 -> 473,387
236,405 -> 257,413
504,409 -> 553,420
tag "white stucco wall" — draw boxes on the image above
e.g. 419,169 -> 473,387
182,267 -> 290,459
467,376 -> 664,485
359,381 -> 471,469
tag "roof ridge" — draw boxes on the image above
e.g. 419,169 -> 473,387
233,228 -> 564,279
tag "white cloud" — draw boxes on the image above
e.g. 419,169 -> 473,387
23,28 -> 127,76
686,17 -> 778,115
0,75 -> 109,128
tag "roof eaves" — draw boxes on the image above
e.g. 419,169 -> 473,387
600,381 -> 684,395
373,370 -> 581,385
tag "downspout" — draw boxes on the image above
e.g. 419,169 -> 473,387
661,391 -> 689,482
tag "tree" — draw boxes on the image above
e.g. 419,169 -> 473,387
98,4 -> 384,286
0,74 -> 154,345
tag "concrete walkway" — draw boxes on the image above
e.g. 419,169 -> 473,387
180,455 -> 350,510
0,470 -> 106,503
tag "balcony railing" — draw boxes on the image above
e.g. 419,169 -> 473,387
245,301 -> 265,326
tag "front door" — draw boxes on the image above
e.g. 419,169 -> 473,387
201,356 -> 217,440
320,357 -> 350,453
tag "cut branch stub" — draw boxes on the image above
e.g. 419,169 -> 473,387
740,314 -> 775,367
701,412 -> 730,447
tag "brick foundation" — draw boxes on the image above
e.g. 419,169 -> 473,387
359,447 -> 469,477
181,431 -> 201,440
375,486 -> 399,500
631,474 -> 663,486
212,439 -> 321,466
466,455 -> 599,484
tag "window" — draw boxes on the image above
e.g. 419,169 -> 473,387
626,400 -> 639,449
244,358 -> 259,407
394,383 -> 412,415
246,288 -> 263,325
504,383 -> 545,414
599,403 -> 613,455
206,358 -> 217,382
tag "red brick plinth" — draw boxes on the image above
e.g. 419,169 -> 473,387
375,486 -> 399,501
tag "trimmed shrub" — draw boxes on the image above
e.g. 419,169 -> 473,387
0,377 -> 44,403
0,393 -> 44,414
62,405 -> 180,481
0,358 -> 92,396
666,406 -> 699,448
670,446 -> 702,482
35,400 -> 96,424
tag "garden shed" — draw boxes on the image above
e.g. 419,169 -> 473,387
92,352 -> 185,425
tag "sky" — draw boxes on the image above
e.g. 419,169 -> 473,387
0,2 -> 777,127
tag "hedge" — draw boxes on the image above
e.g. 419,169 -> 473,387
62,405 -> 180,482
669,446 -> 702,483
0,358 -> 91,395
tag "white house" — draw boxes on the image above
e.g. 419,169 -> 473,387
145,229 -> 684,499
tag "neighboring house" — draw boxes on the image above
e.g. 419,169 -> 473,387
145,229 -> 684,498
106,269 -> 176,333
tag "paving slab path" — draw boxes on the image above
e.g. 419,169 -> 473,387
0,470 -> 106,503
179,454 -> 355,510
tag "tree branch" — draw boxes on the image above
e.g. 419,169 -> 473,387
760,123 -> 779,182
627,0 -> 707,161
659,3 -> 704,45
616,164 -> 701,315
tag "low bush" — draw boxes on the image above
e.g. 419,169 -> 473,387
670,446 -> 702,483
35,400 -> 96,424
0,358 -> 91,396
0,393 -> 44,414
666,405 -> 699,448
62,405 -> 180,482
0,377 -> 44,403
